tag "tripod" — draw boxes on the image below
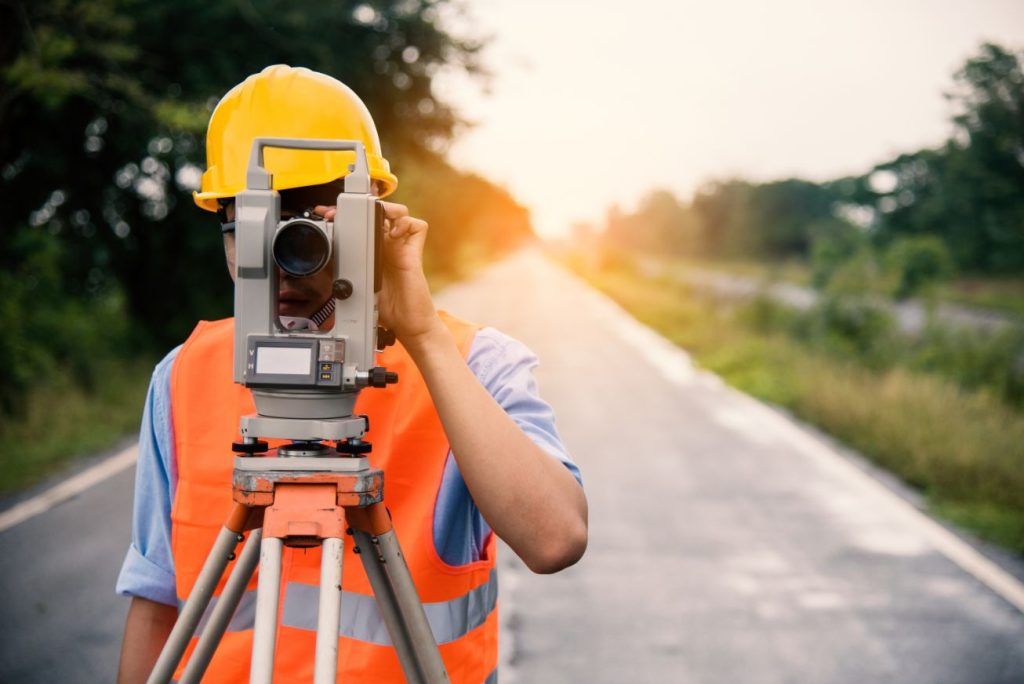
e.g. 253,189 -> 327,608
146,431 -> 450,684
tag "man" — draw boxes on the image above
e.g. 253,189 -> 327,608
115,65 -> 587,683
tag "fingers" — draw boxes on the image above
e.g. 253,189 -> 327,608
379,202 -> 424,239
312,205 -> 337,220
379,201 -> 409,220
386,216 -> 427,239
310,201 -> 425,239
311,200 -> 423,237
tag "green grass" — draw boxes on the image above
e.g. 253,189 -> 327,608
581,264 -> 1024,554
0,357 -> 154,493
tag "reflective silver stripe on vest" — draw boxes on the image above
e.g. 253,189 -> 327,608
181,568 -> 498,645
282,568 -> 498,645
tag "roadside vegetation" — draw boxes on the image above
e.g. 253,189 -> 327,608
569,255 -> 1024,553
661,257 -> 1024,318
563,43 -> 1024,553
0,360 -> 155,492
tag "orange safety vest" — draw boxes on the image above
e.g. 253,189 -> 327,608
169,314 -> 499,683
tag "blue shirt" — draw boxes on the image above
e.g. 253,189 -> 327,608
116,327 -> 581,606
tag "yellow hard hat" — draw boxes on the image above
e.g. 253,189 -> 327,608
194,65 -> 398,212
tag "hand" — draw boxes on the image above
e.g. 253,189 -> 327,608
312,201 -> 443,348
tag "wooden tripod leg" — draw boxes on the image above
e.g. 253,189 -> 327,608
146,503 -> 252,684
349,503 -> 450,684
179,528 -> 263,684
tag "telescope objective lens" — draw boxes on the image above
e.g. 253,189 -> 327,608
273,219 -> 331,277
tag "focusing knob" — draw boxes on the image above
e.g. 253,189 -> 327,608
368,367 -> 399,388
333,279 -> 354,300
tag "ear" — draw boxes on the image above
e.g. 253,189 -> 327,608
218,199 -> 236,222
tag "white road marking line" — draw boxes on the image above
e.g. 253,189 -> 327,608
0,444 -> 138,534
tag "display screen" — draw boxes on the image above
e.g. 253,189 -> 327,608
255,346 -> 312,375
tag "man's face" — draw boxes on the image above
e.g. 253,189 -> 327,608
221,182 -> 344,323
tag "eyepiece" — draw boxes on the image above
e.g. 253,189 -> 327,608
273,218 -> 331,277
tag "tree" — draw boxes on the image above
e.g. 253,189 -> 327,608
849,43 -> 1024,274
603,189 -> 694,255
690,178 -> 847,260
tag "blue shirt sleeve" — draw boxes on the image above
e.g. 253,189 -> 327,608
432,327 -> 582,565
115,347 -> 180,605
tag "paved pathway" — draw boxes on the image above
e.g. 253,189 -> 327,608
441,252 -> 1024,683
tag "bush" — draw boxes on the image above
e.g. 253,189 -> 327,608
0,229 -> 139,415
884,236 -> 956,299
806,295 -> 897,367
810,226 -> 869,289
910,322 -> 1024,406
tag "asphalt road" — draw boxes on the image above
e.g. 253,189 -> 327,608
2,250 -> 1023,683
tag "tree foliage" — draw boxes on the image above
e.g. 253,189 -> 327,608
883,236 -> 956,299
603,178 -> 850,261
0,0 -> 531,414
835,43 -> 1024,273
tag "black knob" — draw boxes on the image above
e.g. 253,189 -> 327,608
377,327 -> 396,350
333,279 -> 354,300
336,440 -> 373,455
368,367 -> 399,388
232,440 -> 269,454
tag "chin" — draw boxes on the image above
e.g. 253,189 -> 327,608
277,304 -> 311,318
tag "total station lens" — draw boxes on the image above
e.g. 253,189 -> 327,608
273,220 -> 330,277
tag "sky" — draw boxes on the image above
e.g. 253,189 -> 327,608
435,0 -> 1024,238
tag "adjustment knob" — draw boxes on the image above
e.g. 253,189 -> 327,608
376,327 -> 396,350
368,367 -> 399,388
232,440 -> 269,454
337,440 -> 373,455
332,279 -> 354,300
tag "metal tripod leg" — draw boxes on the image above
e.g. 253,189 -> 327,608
375,529 -> 450,683
250,536 -> 284,684
353,529 -> 424,683
178,528 -> 263,684
147,504 -> 251,684
351,504 -> 450,684
314,537 -> 345,684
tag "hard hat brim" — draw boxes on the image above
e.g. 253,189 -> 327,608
193,169 -> 398,212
